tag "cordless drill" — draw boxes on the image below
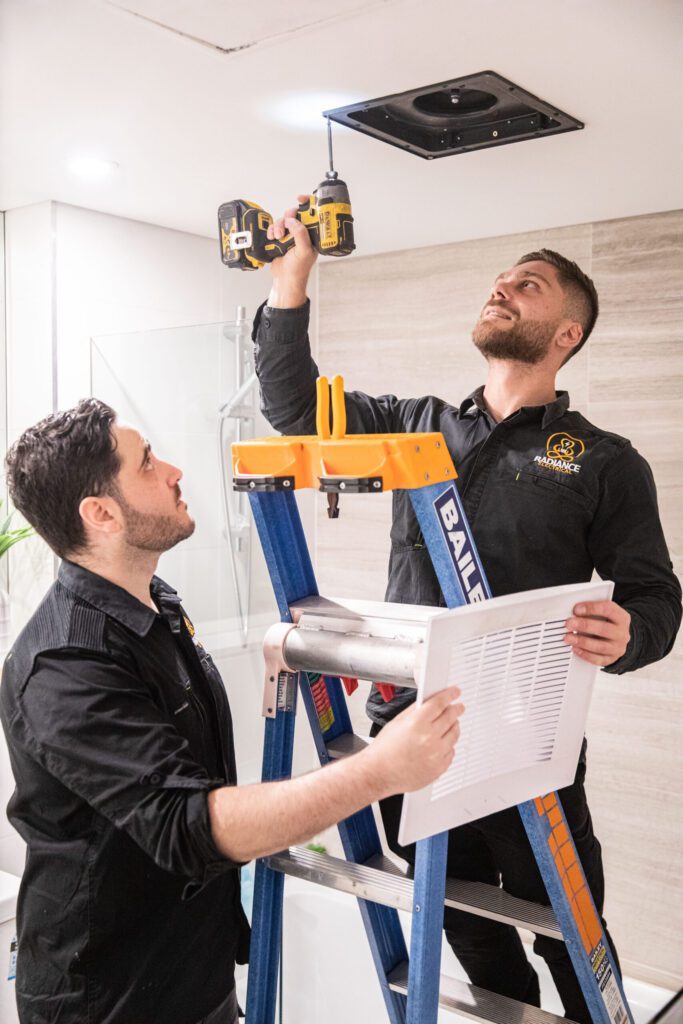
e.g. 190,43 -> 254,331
218,118 -> 355,270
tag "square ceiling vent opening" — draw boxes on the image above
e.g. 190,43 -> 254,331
324,71 -> 583,159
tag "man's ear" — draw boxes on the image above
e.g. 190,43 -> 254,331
556,320 -> 583,358
79,495 -> 122,538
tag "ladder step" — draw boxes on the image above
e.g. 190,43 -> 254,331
326,733 -> 369,759
387,962 -> 578,1024
443,874 -> 560,939
267,847 -> 561,939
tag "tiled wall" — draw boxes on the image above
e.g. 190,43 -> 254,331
314,210 -> 683,988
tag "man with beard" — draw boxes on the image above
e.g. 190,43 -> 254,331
251,205 -> 681,1023
0,400 -> 464,1024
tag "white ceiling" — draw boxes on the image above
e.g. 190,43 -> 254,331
1,0 -> 682,254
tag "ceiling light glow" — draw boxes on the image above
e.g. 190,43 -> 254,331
67,155 -> 120,180
267,92 -> 363,131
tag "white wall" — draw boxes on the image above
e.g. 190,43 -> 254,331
4,204 -> 58,635
1,200 -> 312,874
0,213 -> 6,594
53,203 -> 269,407
3,200 -> 275,632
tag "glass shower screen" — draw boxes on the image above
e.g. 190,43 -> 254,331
90,312 -> 275,650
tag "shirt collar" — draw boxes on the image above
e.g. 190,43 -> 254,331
540,391 -> 570,427
458,386 -> 570,427
458,385 -> 489,418
58,561 -> 182,637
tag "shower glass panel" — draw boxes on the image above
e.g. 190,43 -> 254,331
90,314 -> 276,654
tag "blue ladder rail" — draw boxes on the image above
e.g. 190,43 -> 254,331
246,489 -> 409,1024
244,483 -> 633,1024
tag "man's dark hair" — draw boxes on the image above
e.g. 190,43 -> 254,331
5,398 -> 120,559
516,248 -> 599,363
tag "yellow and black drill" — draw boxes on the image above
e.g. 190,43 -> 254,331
218,119 -> 355,271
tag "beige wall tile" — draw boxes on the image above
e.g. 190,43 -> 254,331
592,210 -> 683,311
588,308 -> 683,404
593,210 -> 683,257
586,669 -> 683,985
316,491 -> 392,603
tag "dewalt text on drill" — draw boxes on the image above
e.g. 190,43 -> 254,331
218,118 -> 354,270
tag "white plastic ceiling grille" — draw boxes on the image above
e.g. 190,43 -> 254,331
399,580 -> 613,846
431,618 -> 571,801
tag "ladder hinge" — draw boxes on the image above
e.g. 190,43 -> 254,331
233,475 -> 295,493
318,476 -> 383,494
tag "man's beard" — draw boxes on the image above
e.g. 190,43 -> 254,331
472,315 -> 560,365
116,491 -> 195,553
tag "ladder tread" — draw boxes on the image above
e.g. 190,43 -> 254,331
326,732 -> 369,759
267,846 -> 561,939
387,962 -> 579,1024
444,874 -> 559,938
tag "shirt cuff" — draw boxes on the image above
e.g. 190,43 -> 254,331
182,788 -> 245,900
602,609 -> 644,675
252,299 -> 310,344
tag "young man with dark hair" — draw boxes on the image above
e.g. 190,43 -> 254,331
510,249 -> 599,364
1,400 -> 464,1024
252,205 -> 681,1024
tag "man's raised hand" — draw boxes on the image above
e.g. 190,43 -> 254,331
266,195 -> 318,308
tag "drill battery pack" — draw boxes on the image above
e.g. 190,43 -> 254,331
218,180 -> 355,271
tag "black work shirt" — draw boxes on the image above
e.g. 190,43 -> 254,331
253,301 -> 682,725
0,561 -> 250,1024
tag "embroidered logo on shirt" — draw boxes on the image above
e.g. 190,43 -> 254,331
183,614 -> 204,650
534,433 -> 586,475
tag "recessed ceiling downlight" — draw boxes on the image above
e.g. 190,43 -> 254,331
67,156 -> 120,180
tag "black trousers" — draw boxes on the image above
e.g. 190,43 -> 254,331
372,730 -> 620,1023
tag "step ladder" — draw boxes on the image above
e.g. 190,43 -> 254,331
232,375 -> 634,1024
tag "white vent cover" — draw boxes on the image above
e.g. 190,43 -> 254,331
399,580 -> 613,846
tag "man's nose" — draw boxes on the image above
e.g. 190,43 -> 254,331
165,461 -> 183,485
491,278 -> 512,301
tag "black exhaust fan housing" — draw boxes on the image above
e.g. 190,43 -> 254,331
324,71 -> 583,159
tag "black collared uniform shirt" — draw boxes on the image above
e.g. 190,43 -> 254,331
253,301 -> 681,725
0,562 -> 250,1024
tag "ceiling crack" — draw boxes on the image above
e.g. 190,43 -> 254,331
101,2 -> 256,52
101,0 -> 399,56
